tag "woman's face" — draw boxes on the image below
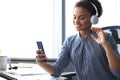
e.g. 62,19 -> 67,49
73,7 -> 91,32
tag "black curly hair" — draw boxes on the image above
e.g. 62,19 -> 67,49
74,0 -> 103,17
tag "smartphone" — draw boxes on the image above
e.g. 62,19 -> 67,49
36,41 -> 46,62
36,41 -> 45,54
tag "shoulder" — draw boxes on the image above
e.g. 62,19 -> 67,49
63,33 -> 79,47
67,34 -> 78,41
65,33 -> 79,43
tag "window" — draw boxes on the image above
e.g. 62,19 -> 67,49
0,0 -> 62,58
65,0 -> 78,39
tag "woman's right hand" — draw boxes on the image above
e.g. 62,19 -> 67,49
36,49 -> 47,66
36,50 -> 56,74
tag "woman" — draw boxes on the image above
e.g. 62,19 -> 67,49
36,0 -> 120,80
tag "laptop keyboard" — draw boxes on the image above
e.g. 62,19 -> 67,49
0,72 -> 17,80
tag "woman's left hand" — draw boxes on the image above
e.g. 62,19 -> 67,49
91,27 -> 107,45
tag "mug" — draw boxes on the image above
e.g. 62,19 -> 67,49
0,56 -> 8,70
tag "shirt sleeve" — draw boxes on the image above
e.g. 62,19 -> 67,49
52,38 -> 71,77
107,33 -> 120,56
106,33 -> 120,78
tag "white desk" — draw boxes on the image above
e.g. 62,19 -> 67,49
21,74 -> 66,80
0,63 -> 67,80
0,71 -> 66,80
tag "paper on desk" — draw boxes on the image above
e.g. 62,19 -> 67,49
7,64 -> 67,80
8,64 -> 48,76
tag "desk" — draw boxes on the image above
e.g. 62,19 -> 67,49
21,74 -> 66,80
0,63 -> 67,80
0,71 -> 66,80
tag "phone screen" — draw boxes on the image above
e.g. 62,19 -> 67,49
36,41 -> 45,54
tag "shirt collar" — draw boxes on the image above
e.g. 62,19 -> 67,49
76,31 -> 97,42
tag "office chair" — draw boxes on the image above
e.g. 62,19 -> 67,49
102,25 -> 120,44
102,25 -> 120,54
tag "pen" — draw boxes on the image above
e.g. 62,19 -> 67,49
17,66 -> 32,68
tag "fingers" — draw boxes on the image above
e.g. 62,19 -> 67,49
36,49 -> 43,54
36,50 -> 47,64
91,27 -> 103,33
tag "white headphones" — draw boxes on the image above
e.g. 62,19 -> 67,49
89,2 -> 99,24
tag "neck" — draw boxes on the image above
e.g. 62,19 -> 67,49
79,29 -> 92,38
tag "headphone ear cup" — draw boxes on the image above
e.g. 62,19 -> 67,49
90,15 -> 99,24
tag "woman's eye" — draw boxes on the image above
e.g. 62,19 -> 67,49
79,17 -> 85,20
73,16 -> 85,20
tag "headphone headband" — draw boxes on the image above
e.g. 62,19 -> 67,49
89,2 -> 98,16
87,2 -> 99,24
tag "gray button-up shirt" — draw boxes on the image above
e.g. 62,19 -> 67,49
53,31 -> 120,80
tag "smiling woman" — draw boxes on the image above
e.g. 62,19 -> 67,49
0,0 -> 62,58
65,0 -> 120,38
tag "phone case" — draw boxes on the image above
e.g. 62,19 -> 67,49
36,41 -> 45,54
